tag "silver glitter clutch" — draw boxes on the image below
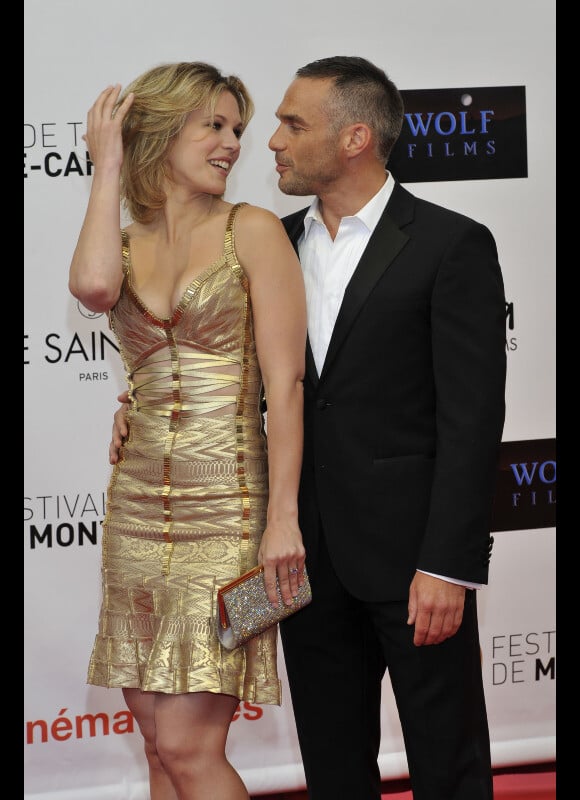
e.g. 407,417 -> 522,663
216,564 -> 312,649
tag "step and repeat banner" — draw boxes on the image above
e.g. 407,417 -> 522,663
24,1 -> 556,798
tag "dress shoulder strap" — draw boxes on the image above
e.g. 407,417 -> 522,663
224,202 -> 248,265
120,229 -> 131,277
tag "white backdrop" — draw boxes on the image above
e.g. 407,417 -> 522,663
24,1 -> 556,797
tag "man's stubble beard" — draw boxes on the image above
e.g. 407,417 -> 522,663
277,174 -> 315,197
278,154 -> 340,197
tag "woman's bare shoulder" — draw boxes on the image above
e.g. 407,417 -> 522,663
233,202 -> 285,236
232,203 -> 298,277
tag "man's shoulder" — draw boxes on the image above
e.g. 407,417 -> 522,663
281,206 -> 309,224
392,181 -> 481,228
280,206 -> 309,237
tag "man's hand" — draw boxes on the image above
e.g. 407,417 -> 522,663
407,572 -> 466,646
109,390 -> 130,464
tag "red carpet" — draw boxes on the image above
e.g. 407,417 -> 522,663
252,763 -> 556,799
380,765 -> 556,799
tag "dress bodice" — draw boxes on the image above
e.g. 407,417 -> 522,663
109,203 -> 263,420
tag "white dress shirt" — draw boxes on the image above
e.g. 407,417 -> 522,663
298,174 -> 394,375
297,173 -> 481,591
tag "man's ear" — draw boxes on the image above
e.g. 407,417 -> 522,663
343,123 -> 372,158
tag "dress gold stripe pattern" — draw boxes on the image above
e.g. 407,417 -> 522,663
87,203 -> 281,703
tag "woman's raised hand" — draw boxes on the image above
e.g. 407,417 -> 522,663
83,84 -> 134,171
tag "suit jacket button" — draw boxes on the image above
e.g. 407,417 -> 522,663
316,398 -> 328,410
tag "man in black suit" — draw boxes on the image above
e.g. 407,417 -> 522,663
109,55 -> 506,800
270,57 -> 506,800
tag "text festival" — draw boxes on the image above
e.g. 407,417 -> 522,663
490,630 -> 555,686
25,492 -> 106,550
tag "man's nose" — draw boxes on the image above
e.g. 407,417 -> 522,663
268,126 -> 282,151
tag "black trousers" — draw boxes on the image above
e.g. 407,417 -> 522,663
280,528 -> 493,800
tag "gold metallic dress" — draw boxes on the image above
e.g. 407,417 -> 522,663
87,203 -> 281,704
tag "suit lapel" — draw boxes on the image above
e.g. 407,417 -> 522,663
282,184 -> 413,384
283,208 -> 320,385
320,205 -> 409,379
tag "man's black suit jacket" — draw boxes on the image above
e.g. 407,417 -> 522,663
282,180 -> 506,602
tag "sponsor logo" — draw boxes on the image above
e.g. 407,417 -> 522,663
491,438 -> 556,531
77,301 -> 104,320
389,86 -> 528,182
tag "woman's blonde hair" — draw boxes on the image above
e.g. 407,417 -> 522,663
116,62 -> 254,223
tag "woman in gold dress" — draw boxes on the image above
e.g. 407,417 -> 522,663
68,62 -> 307,800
